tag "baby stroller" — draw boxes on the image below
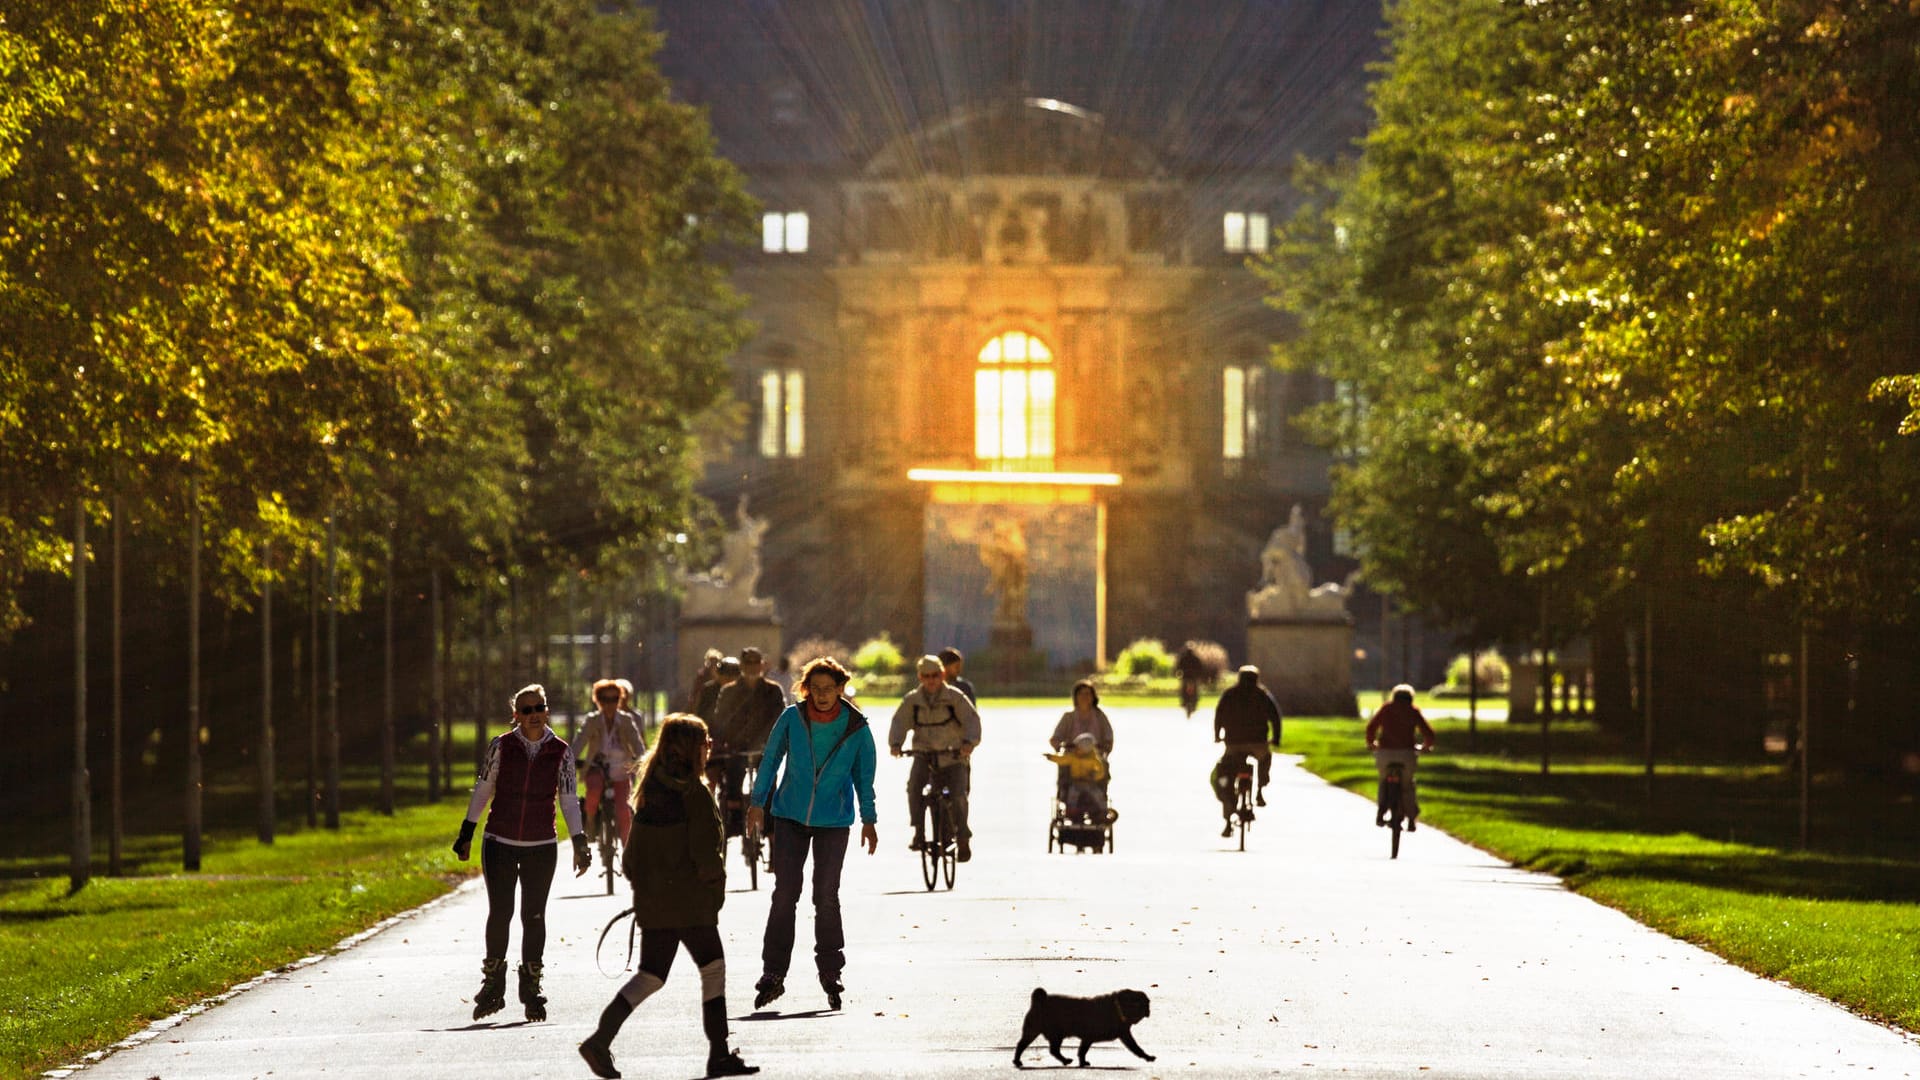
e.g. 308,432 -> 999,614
1047,763 -> 1116,854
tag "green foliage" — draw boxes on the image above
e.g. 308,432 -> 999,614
1112,638 -> 1174,678
850,633 -> 906,676
1266,0 -> 1920,647
1443,650 -> 1510,691
0,0 -> 757,635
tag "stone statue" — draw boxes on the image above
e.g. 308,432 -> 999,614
681,496 -> 776,620
979,518 -> 1030,629
1247,505 -> 1349,621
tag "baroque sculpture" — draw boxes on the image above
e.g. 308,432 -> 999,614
681,496 -> 776,620
1246,505 -> 1351,621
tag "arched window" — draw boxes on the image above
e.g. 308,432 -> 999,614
974,331 -> 1055,466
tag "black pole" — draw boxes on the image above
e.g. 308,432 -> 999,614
110,487 -> 124,876
307,551 -> 319,827
381,532 -> 395,816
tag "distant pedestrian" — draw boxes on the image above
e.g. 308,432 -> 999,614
696,654 -> 741,725
938,646 -> 978,704
452,684 -> 589,1023
746,656 -> 879,1011
577,714 -> 758,1078
1050,679 -> 1114,753
683,648 -> 723,713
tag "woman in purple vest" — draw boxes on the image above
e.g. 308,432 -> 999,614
452,683 -> 591,1021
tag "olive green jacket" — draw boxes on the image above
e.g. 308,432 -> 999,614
621,761 -> 725,927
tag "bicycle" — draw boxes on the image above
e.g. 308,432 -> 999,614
584,760 -> 623,895
1379,760 -> 1408,859
911,749 -> 961,891
706,750 -> 766,891
1231,767 -> 1255,851
1179,677 -> 1200,719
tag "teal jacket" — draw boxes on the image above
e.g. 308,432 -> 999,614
750,700 -> 878,828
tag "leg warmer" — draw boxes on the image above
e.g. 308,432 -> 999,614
616,969 -> 666,1008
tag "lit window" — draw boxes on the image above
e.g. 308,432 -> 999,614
1223,211 -> 1269,254
1223,365 -> 1264,462
974,331 -> 1055,466
758,368 -> 805,458
762,211 -> 809,253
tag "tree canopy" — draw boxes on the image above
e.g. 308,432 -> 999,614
1265,0 -> 1920,651
0,0 -> 755,631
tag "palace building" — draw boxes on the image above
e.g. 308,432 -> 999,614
653,0 -> 1383,674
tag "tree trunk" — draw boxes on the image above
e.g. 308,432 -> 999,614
430,568 -> 444,801
381,534 -> 395,816
110,488 -> 124,876
186,478 -> 203,870
259,541 -> 275,843
71,500 -> 91,892
307,552 -> 319,827
325,509 -> 340,830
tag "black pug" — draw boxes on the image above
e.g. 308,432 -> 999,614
1013,987 -> 1155,1068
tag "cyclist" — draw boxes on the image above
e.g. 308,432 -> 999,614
889,654 -> 983,861
1365,683 -> 1435,830
451,683 -> 590,1022
580,677 -> 646,843
1212,665 -> 1282,807
711,647 -> 788,835
1174,641 -> 1207,716
695,654 -> 740,727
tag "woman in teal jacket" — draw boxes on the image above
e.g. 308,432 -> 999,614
744,656 -> 879,1011
578,714 -> 756,1079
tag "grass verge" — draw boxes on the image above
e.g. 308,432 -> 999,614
1286,715 -> 1920,1033
0,751 -> 479,1079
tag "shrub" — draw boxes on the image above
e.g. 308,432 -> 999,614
1444,650 -> 1511,691
1113,637 -> 1174,678
850,632 -> 905,675
784,636 -> 850,677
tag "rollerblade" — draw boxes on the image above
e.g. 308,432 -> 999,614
752,974 -> 784,1009
821,972 -> 843,1011
518,961 -> 548,1022
471,957 -> 507,1020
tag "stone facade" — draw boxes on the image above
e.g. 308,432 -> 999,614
653,2 -> 1380,671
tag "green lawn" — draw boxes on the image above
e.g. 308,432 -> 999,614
0,742 -> 482,1080
1285,715 -> 1920,1033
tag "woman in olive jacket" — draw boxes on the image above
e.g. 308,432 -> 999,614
579,714 -> 757,1079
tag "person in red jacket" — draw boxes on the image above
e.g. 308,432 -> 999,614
452,683 -> 591,1022
1364,684 -> 1436,829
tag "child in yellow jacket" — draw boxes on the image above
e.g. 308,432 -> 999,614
1042,733 -> 1109,823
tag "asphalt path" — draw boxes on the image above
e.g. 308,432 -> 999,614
61,704 -> 1920,1078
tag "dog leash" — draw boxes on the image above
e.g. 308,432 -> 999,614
595,906 -> 637,977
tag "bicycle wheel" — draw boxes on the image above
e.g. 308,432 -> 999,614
940,796 -> 957,889
919,796 -> 940,891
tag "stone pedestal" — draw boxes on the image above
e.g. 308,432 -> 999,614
1245,618 -> 1358,718
676,617 -> 782,705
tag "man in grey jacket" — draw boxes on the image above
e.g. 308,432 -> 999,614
888,655 -> 983,861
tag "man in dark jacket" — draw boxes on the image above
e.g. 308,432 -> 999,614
1213,665 -> 1282,806
712,647 -> 788,835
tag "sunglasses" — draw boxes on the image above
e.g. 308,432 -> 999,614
517,703 -> 549,715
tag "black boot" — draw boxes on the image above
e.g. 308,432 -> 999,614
578,996 -> 632,1078
820,972 -> 843,1011
706,1046 -> 759,1077
471,957 -> 507,1020
518,961 -> 548,1022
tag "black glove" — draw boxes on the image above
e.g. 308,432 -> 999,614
452,820 -> 476,861
572,833 -> 591,875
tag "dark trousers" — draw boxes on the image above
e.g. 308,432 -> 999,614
480,837 -> 557,962
761,815 -> 850,979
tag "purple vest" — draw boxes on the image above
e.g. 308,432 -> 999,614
485,733 -> 567,843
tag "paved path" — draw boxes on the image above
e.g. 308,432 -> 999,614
64,705 -> 1920,1078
